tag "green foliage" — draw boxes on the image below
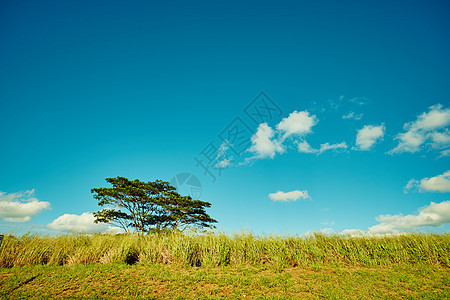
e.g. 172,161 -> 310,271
92,176 -> 217,234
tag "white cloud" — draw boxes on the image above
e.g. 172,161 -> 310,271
341,229 -> 365,236
390,130 -> 426,153
248,123 -> 283,160
318,142 -> 348,154
297,140 -> 317,153
353,124 -> 385,151
319,228 -> 334,234
276,110 -> 318,141
342,112 -> 363,120
297,141 -> 347,154
439,149 -> 450,158
328,95 -> 345,111
421,171 -> 450,192
405,170 -> 450,193
0,190 -> 51,222
215,140 -> 233,168
413,104 -> 450,131
216,140 -> 230,159
268,190 -> 310,202
389,104 -> 450,154
368,201 -> 450,234
245,109 -> 343,162
428,130 -> 450,149
327,95 -> 370,113
320,221 -> 335,226
349,97 -> 370,105
217,158 -> 231,168
47,212 -> 122,233
404,179 -> 420,193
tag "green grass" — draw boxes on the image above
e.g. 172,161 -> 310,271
0,232 -> 448,298
1,263 -> 448,299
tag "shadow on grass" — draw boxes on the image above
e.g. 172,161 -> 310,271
1,274 -> 40,298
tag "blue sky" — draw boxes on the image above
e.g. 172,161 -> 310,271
1,0 -> 449,235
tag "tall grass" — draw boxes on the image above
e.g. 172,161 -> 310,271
0,232 -> 448,268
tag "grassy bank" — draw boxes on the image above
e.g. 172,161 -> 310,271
1,263 -> 448,299
0,232 -> 449,268
0,233 -> 448,299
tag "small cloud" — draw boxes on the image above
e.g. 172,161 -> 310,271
215,140 -> 233,168
405,170 -> 450,193
349,97 -> 370,105
268,190 -> 311,202
404,179 -> 420,193
342,112 -> 363,120
105,227 -> 124,234
428,129 -> 450,149
368,201 -> 450,234
0,190 -> 51,222
341,229 -> 365,236
317,142 -> 348,154
48,212 -> 122,233
216,140 -> 230,159
439,149 -> 450,158
244,109 -> 344,163
297,141 -> 347,155
353,124 -> 385,151
329,95 -> 345,111
324,95 -> 371,115
420,170 -> 450,193
247,123 -> 284,160
297,140 -> 317,153
276,110 -> 318,141
389,130 -> 426,154
216,158 -> 231,168
320,221 -> 335,226
413,104 -> 450,131
319,228 -> 334,234
388,104 -> 450,155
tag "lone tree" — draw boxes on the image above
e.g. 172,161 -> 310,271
92,176 -> 217,234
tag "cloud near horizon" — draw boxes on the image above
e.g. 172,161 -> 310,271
47,212 -> 122,233
0,189 -> 51,222
343,201 -> 450,235
368,201 -> 450,234
268,190 -> 311,202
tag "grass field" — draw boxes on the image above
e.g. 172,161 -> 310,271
0,232 -> 449,299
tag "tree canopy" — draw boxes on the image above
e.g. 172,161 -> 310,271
92,176 -> 217,234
